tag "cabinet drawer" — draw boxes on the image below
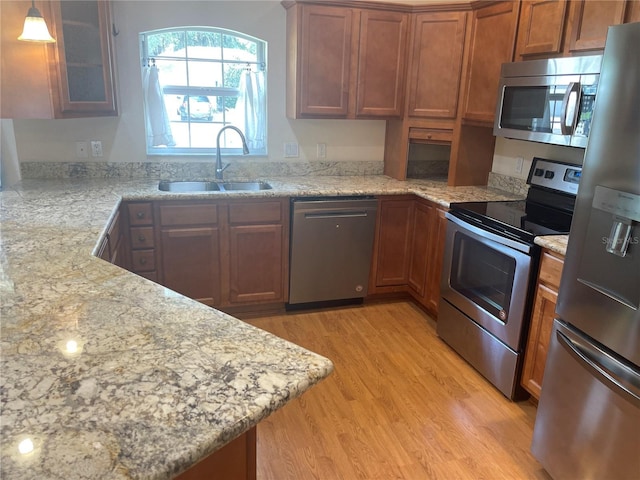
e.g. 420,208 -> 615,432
128,203 -> 153,226
159,203 -> 218,226
539,250 -> 564,290
130,227 -> 155,249
408,128 -> 452,144
131,250 -> 156,272
228,201 -> 283,224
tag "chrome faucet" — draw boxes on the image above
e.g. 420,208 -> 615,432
215,125 -> 250,180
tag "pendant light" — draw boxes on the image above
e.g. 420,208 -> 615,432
17,0 -> 56,43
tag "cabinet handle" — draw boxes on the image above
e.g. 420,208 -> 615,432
136,212 -> 145,219
138,235 -> 146,242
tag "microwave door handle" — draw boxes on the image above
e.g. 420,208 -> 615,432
560,81 -> 581,135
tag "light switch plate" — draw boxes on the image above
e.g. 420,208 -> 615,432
284,142 -> 299,158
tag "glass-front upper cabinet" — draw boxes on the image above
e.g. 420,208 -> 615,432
50,0 -> 117,116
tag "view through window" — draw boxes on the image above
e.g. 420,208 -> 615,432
140,27 -> 267,155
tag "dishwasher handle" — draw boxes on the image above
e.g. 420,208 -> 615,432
304,211 -> 370,219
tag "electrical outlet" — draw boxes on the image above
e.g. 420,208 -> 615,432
75,141 -> 88,158
284,142 -> 299,158
91,141 -> 103,158
317,143 -> 326,159
515,156 -> 524,174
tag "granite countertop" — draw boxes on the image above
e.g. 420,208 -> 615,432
0,175 -> 524,480
534,235 -> 569,256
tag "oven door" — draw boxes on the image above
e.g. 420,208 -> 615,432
440,213 -> 535,351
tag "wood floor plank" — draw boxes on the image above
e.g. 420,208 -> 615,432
248,301 -> 551,480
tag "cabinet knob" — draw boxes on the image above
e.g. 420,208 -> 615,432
138,235 -> 146,242
136,212 -> 145,219
139,258 -> 147,265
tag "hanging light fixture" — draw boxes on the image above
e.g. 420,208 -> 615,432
17,0 -> 56,43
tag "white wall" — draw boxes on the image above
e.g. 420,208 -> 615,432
12,1 -> 385,165
492,136 -> 585,179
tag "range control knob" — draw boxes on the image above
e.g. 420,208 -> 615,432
534,168 -> 544,177
544,170 -> 555,179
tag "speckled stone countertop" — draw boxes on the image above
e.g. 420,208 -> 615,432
534,235 -> 569,256
0,175 -> 523,480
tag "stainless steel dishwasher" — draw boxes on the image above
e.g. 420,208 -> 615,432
288,197 -> 378,306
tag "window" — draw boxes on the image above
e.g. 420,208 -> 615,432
140,27 -> 267,156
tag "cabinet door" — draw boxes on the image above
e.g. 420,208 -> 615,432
522,283 -> 558,399
228,224 -> 285,304
49,0 -> 117,116
407,11 -> 466,119
424,206 -> 448,315
373,198 -> 414,287
160,226 -> 222,307
515,0 -> 568,58
297,5 -> 353,117
568,0 -> 626,52
407,200 -> 433,296
355,10 -> 408,118
460,1 -> 519,124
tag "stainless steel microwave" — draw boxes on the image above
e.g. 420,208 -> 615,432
494,55 -> 602,148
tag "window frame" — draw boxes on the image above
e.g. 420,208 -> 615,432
140,26 -> 267,156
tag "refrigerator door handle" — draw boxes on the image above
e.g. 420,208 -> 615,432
556,328 -> 640,407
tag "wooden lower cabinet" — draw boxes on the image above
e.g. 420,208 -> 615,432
423,206 -> 448,314
407,199 -> 448,316
176,427 -> 256,480
369,195 -> 448,318
521,248 -> 565,400
370,197 -> 414,289
151,199 -> 288,310
227,200 -> 288,306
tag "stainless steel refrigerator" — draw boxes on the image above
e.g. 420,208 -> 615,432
531,22 -> 640,479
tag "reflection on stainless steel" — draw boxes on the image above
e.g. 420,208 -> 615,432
532,22 -> 640,480
288,197 -> 377,306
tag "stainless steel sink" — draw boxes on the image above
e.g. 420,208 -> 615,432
220,181 -> 272,191
158,180 -> 272,192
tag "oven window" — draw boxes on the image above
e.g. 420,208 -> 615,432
450,233 -> 516,323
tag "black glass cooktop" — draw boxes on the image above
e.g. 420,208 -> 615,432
449,198 -> 573,244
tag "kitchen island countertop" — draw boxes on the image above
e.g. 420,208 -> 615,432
0,175 -> 523,479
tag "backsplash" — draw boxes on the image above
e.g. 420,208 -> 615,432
20,160 -> 384,180
487,172 -> 529,196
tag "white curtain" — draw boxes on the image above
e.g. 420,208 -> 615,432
236,70 -> 265,151
142,66 -> 175,147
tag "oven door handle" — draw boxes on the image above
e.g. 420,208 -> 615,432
446,212 -> 532,254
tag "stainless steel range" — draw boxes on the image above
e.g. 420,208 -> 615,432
438,157 -> 582,400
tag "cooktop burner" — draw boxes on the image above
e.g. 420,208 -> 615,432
449,158 -> 582,244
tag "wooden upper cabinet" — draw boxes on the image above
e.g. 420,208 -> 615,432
285,2 -> 408,119
354,9 -> 408,117
293,4 -> 353,117
49,0 -> 117,116
515,0 -> 568,58
460,1 -> 519,125
567,0 -> 627,52
407,11 -> 467,119
515,0 -> 639,60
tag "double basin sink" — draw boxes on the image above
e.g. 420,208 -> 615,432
158,180 -> 272,193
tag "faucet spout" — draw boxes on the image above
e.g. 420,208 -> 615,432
215,125 -> 250,180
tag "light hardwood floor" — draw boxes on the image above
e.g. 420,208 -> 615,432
247,301 -> 552,480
